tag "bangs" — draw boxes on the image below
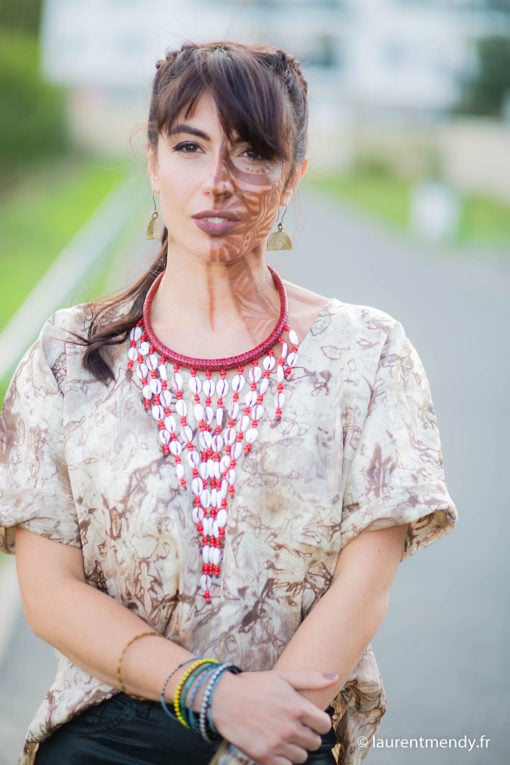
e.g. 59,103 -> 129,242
150,44 -> 291,162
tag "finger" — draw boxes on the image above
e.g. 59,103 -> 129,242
280,743 -> 309,764
300,707 -> 332,736
275,670 -> 338,690
291,721 -> 325,751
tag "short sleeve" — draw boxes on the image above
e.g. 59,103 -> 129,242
0,317 -> 81,554
341,320 -> 457,559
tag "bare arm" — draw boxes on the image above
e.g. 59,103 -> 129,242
272,524 -> 408,709
15,527 -> 334,765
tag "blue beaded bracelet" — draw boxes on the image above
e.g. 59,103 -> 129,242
160,657 -> 198,721
199,663 -> 242,742
187,665 -> 220,732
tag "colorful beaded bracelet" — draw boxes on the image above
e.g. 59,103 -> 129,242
173,658 -> 219,728
199,663 -> 242,742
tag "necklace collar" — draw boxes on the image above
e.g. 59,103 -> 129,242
142,266 -> 288,372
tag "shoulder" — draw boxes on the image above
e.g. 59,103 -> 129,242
322,299 -> 405,343
36,303 -> 93,366
42,303 -> 93,339
285,279 -> 403,344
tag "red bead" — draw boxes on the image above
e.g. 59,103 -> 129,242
204,591 -> 211,602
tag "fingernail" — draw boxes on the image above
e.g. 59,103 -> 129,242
323,673 -> 338,680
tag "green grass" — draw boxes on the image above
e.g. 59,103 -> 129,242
0,155 -> 130,331
0,154 -> 140,407
306,170 -> 510,247
306,170 -> 413,230
457,194 -> 510,245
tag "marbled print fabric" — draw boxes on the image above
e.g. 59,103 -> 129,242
0,297 -> 457,764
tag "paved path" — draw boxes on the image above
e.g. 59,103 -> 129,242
0,189 -> 508,764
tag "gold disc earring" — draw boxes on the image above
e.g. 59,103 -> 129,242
267,207 -> 292,251
146,193 -> 160,240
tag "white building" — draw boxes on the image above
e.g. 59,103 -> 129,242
40,0 -> 510,163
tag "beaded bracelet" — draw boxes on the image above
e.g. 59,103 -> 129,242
160,657 -> 199,721
174,658 -> 219,728
180,662 -> 217,728
199,663 -> 242,742
187,664 -> 221,731
116,630 -> 159,700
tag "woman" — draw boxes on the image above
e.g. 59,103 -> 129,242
0,42 -> 456,765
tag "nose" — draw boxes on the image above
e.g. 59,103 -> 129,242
204,149 -> 234,198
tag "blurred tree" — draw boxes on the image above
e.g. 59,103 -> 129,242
0,31 -> 67,185
456,36 -> 510,117
0,0 -> 42,33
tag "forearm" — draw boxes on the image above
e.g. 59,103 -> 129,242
273,574 -> 388,708
273,524 -> 408,709
15,529 -> 192,701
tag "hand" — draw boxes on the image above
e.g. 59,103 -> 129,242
210,669 -> 336,765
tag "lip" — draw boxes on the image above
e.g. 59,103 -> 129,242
192,209 -> 240,236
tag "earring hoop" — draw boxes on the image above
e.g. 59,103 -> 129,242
146,192 -> 160,240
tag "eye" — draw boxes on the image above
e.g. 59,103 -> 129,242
240,147 -> 265,162
173,141 -> 203,154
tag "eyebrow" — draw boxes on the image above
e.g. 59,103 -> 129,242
167,124 -> 210,140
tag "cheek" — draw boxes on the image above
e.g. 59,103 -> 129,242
228,164 -> 286,229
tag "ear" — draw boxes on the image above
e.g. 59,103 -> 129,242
280,158 -> 308,206
146,142 -> 160,192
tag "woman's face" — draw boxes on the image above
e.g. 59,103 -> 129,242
147,91 -> 304,265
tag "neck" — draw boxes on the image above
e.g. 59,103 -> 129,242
151,252 -> 278,334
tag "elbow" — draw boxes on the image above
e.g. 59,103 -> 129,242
19,591 -> 53,641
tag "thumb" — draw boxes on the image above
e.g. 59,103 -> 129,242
275,669 -> 339,690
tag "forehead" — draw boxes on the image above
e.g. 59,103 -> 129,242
169,91 -> 229,136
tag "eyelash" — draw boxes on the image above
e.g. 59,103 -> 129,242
173,141 -> 202,153
172,141 -> 269,165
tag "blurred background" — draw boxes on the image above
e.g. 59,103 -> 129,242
0,0 -> 508,763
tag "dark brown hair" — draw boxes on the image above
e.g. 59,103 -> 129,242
82,41 -> 308,382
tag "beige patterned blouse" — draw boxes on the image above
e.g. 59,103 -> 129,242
0,296 -> 457,765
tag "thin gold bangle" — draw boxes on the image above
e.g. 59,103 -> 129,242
116,630 -> 159,700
